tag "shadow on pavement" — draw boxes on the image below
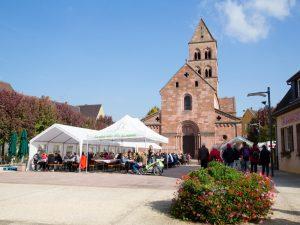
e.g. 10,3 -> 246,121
0,220 -> 53,225
273,208 -> 300,216
163,165 -> 200,179
272,170 -> 300,189
261,218 -> 300,225
148,200 -> 172,217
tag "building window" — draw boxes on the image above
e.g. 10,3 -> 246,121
196,66 -> 201,74
184,94 -> 192,110
297,124 -> 300,155
184,72 -> 189,78
176,82 -> 179,88
205,48 -> 212,59
194,49 -> 201,60
281,126 -> 294,153
205,67 -> 212,78
195,81 -> 198,87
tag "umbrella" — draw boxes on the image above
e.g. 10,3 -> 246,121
8,131 -> 18,158
18,129 -> 29,159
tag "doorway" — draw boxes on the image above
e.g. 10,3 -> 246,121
183,135 -> 195,158
181,121 -> 199,159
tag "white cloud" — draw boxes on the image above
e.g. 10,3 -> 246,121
215,0 -> 296,43
250,0 -> 296,20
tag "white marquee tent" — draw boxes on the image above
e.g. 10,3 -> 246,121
28,124 -> 100,170
220,136 -> 253,150
87,115 -> 168,144
28,115 -> 168,171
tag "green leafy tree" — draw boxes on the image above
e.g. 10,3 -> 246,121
147,106 -> 160,116
35,96 -> 57,134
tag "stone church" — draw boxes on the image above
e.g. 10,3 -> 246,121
142,19 -> 241,158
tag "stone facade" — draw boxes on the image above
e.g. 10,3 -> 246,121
142,19 -> 241,157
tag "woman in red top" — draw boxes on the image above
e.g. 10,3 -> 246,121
250,143 -> 260,173
209,146 -> 222,162
40,152 -> 48,171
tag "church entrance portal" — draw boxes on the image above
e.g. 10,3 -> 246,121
181,121 -> 199,158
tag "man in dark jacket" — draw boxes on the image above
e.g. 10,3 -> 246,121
198,144 -> 209,168
250,143 -> 260,173
222,144 -> 235,168
260,145 -> 271,177
240,142 -> 250,172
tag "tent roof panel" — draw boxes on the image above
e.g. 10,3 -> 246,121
88,115 -> 168,144
30,123 -> 99,144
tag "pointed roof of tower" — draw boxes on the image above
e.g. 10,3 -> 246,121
189,19 -> 215,43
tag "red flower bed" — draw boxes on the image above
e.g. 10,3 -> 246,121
171,162 -> 275,225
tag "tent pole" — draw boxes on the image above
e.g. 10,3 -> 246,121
86,141 -> 89,173
79,141 -> 83,173
144,138 -> 147,164
167,147 -> 168,170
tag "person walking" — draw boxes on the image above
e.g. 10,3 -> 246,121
260,145 -> 271,177
198,144 -> 209,168
209,145 -> 222,162
222,144 -> 235,168
240,142 -> 250,172
232,144 -> 240,170
250,143 -> 260,173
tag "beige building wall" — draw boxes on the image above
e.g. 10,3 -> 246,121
276,108 -> 300,174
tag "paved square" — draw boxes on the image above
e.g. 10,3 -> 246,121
0,167 -> 299,225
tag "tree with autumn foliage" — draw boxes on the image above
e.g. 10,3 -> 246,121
247,107 -> 276,143
94,116 -> 113,130
0,89 -> 113,159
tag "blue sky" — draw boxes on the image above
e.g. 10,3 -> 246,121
0,0 -> 299,120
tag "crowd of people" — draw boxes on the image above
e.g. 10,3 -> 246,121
31,145 -> 191,174
198,142 -> 271,176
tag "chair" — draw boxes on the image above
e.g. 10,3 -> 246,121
89,162 -> 95,172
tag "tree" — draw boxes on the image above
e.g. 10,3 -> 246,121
35,96 -> 58,135
94,116 -> 114,130
247,107 -> 276,143
0,90 -> 25,158
56,102 -> 87,127
147,106 -> 160,116
0,89 -> 114,160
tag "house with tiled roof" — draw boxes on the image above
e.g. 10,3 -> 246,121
241,108 -> 257,137
273,70 -> 300,174
76,104 -> 105,120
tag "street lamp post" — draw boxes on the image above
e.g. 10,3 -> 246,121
247,87 -> 274,177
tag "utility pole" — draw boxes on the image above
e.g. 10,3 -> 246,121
267,87 -> 274,177
247,87 -> 274,177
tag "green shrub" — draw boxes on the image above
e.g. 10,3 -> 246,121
171,162 -> 275,225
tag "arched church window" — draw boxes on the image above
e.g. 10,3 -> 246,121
205,48 -> 212,59
205,67 -> 212,78
194,49 -> 201,60
184,94 -> 192,110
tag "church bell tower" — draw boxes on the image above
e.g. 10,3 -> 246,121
187,19 -> 218,92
